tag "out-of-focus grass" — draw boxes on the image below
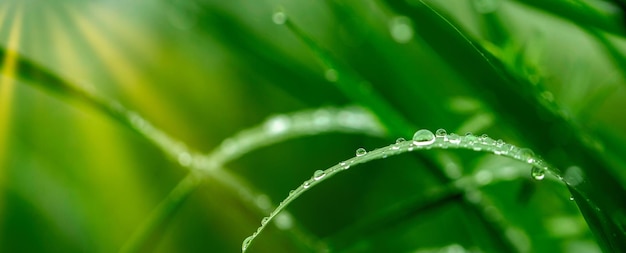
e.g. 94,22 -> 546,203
1,0 -> 626,252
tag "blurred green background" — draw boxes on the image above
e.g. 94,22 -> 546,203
1,0 -> 626,252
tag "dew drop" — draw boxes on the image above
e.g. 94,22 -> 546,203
242,236 -> 253,252
518,148 -> 535,163
412,129 -> 435,145
303,180 -> 312,189
356,147 -> 367,156
569,196 -> 575,201
448,133 -> 461,144
495,139 -> 505,147
531,166 -> 545,180
435,128 -> 447,137
289,190 -> 294,195
313,170 -> 326,180
388,16 -> 414,43
465,133 -> 477,144
272,11 -> 287,25
395,137 -> 406,144
261,217 -> 269,225
479,134 -> 494,145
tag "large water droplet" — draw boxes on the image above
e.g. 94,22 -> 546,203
242,236 -> 253,252
313,170 -> 326,180
356,147 -> 367,156
272,11 -> 287,25
531,166 -> 545,180
412,129 -> 435,145
435,128 -> 447,137
388,16 -> 414,43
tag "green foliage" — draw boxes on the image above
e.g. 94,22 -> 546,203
1,0 -> 626,252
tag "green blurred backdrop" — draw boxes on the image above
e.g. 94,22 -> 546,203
1,0 -> 626,252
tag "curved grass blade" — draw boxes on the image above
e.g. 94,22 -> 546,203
380,1 -> 626,250
120,105 -> 386,252
242,129 -> 560,252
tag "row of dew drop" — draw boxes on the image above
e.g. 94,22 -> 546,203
242,128 -> 558,252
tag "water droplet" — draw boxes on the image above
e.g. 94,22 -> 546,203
313,170 -> 326,180
465,133 -> 477,144
569,196 -> 575,201
356,147 -> 367,156
500,143 -> 514,155
448,133 -> 461,144
435,128 -> 447,137
388,16 -> 414,43
261,217 -> 269,225
325,69 -> 338,82
495,139 -> 505,147
518,148 -> 535,163
412,129 -> 435,145
395,137 -> 406,144
303,180 -> 312,189
242,236 -> 253,252
289,190 -> 294,195
531,166 -> 545,180
479,134 -> 494,145
272,11 -> 287,25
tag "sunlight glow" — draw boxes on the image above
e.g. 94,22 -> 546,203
65,5 -> 184,136
0,4 -> 22,174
